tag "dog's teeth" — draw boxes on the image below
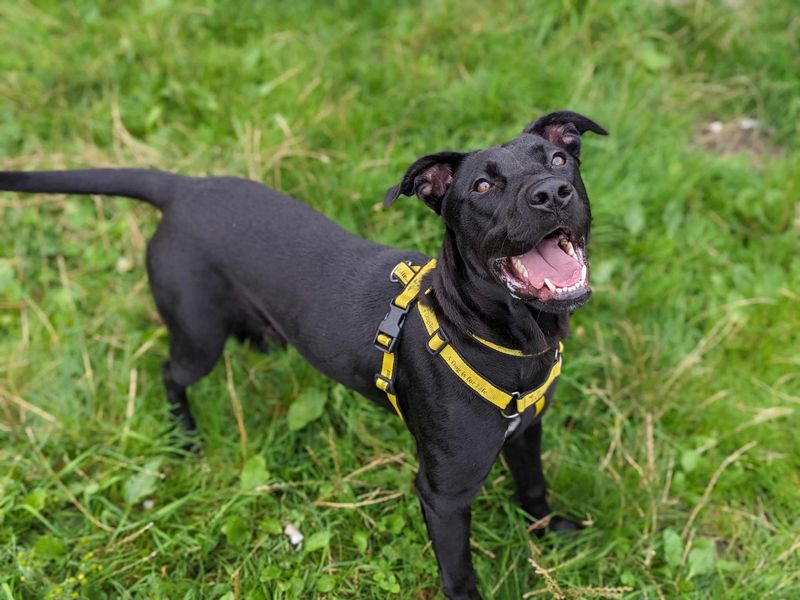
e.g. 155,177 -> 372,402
512,257 -> 529,280
544,278 -> 556,292
566,241 -> 576,258
581,265 -> 587,282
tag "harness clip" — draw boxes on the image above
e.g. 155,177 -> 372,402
373,302 -> 410,353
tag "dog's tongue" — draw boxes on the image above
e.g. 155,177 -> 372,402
518,238 -> 582,288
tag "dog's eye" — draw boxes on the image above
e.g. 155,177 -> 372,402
551,153 -> 567,167
474,179 -> 492,193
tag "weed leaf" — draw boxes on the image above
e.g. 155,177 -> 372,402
222,515 -> 250,547
34,535 -> 66,560
240,455 -> 269,491
124,458 -> 162,505
287,389 -> 327,431
663,528 -> 683,568
304,531 -> 331,553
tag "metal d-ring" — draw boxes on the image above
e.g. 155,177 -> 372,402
501,392 -> 521,419
389,260 -> 414,283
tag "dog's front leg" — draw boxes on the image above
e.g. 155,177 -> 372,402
415,468 -> 485,600
503,418 -> 581,534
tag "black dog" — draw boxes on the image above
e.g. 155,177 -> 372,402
0,110 -> 606,599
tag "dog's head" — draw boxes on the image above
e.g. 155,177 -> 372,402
385,111 -> 607,314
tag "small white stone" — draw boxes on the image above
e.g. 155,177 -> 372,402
284,523 -> 304,548
116,257 -> 133,273
739,117 -> 758,131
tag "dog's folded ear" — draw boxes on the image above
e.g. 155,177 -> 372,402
384,151 -> 468,214
523,111 -> 608,159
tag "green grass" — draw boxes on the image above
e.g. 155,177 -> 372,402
1,0 -> 799,598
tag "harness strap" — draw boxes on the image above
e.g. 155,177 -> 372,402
375,350 -> 400,418
373,260 -> 435,420
417,300 -> 562,417
374,258 -> 563,420
469,333 -> 532,357
391,261 -> 419,285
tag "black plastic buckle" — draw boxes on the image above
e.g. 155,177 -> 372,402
426,328 -> 450,355
373,302 -> 409,353
374,373 -> 396,395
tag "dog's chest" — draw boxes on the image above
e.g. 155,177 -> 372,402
504,416 -> 522,439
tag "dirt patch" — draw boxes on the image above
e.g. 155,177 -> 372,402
693,117 -> 781,166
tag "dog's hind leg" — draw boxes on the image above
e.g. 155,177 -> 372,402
146,229 -> 231,438
155,293 -> 229,437
162,361 -> 199,432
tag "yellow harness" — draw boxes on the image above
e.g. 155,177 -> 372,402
373,259 -> 563,421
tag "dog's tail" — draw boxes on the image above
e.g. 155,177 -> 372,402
0,168 -> 181,210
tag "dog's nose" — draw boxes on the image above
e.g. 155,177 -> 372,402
529,179 -> 574,209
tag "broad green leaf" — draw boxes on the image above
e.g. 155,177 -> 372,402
259,517 -> 282,535
221,515 -> 250,547
620,570 -> 636,586
352,530 -> 369,553
124,459 -> 162,505
680,450 -> 700,473
373,569 -> 401,594
0,261 -> 22,300
688,540 -> 717,579
259,564 -> 281,582
316,575 -> 335,593
240,455 -> 269,491
662,528 -> 683,568
386,513 -> 404,535
304,531 -> 331,553
288,575 -> 304,596
23,489 -> 47,511
34,535 -> 66,559
287,389 -> 327,431
637,43 -> 671,71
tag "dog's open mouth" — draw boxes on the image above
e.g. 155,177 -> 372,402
496,228 -> 590,304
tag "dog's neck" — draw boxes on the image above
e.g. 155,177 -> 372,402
429,229 -> 569,354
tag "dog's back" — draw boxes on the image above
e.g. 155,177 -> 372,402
0,169 -> 418,415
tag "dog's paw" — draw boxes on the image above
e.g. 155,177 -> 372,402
547,515 -> 583,533
168,432 -> 203,457
530,514 -> 583,538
